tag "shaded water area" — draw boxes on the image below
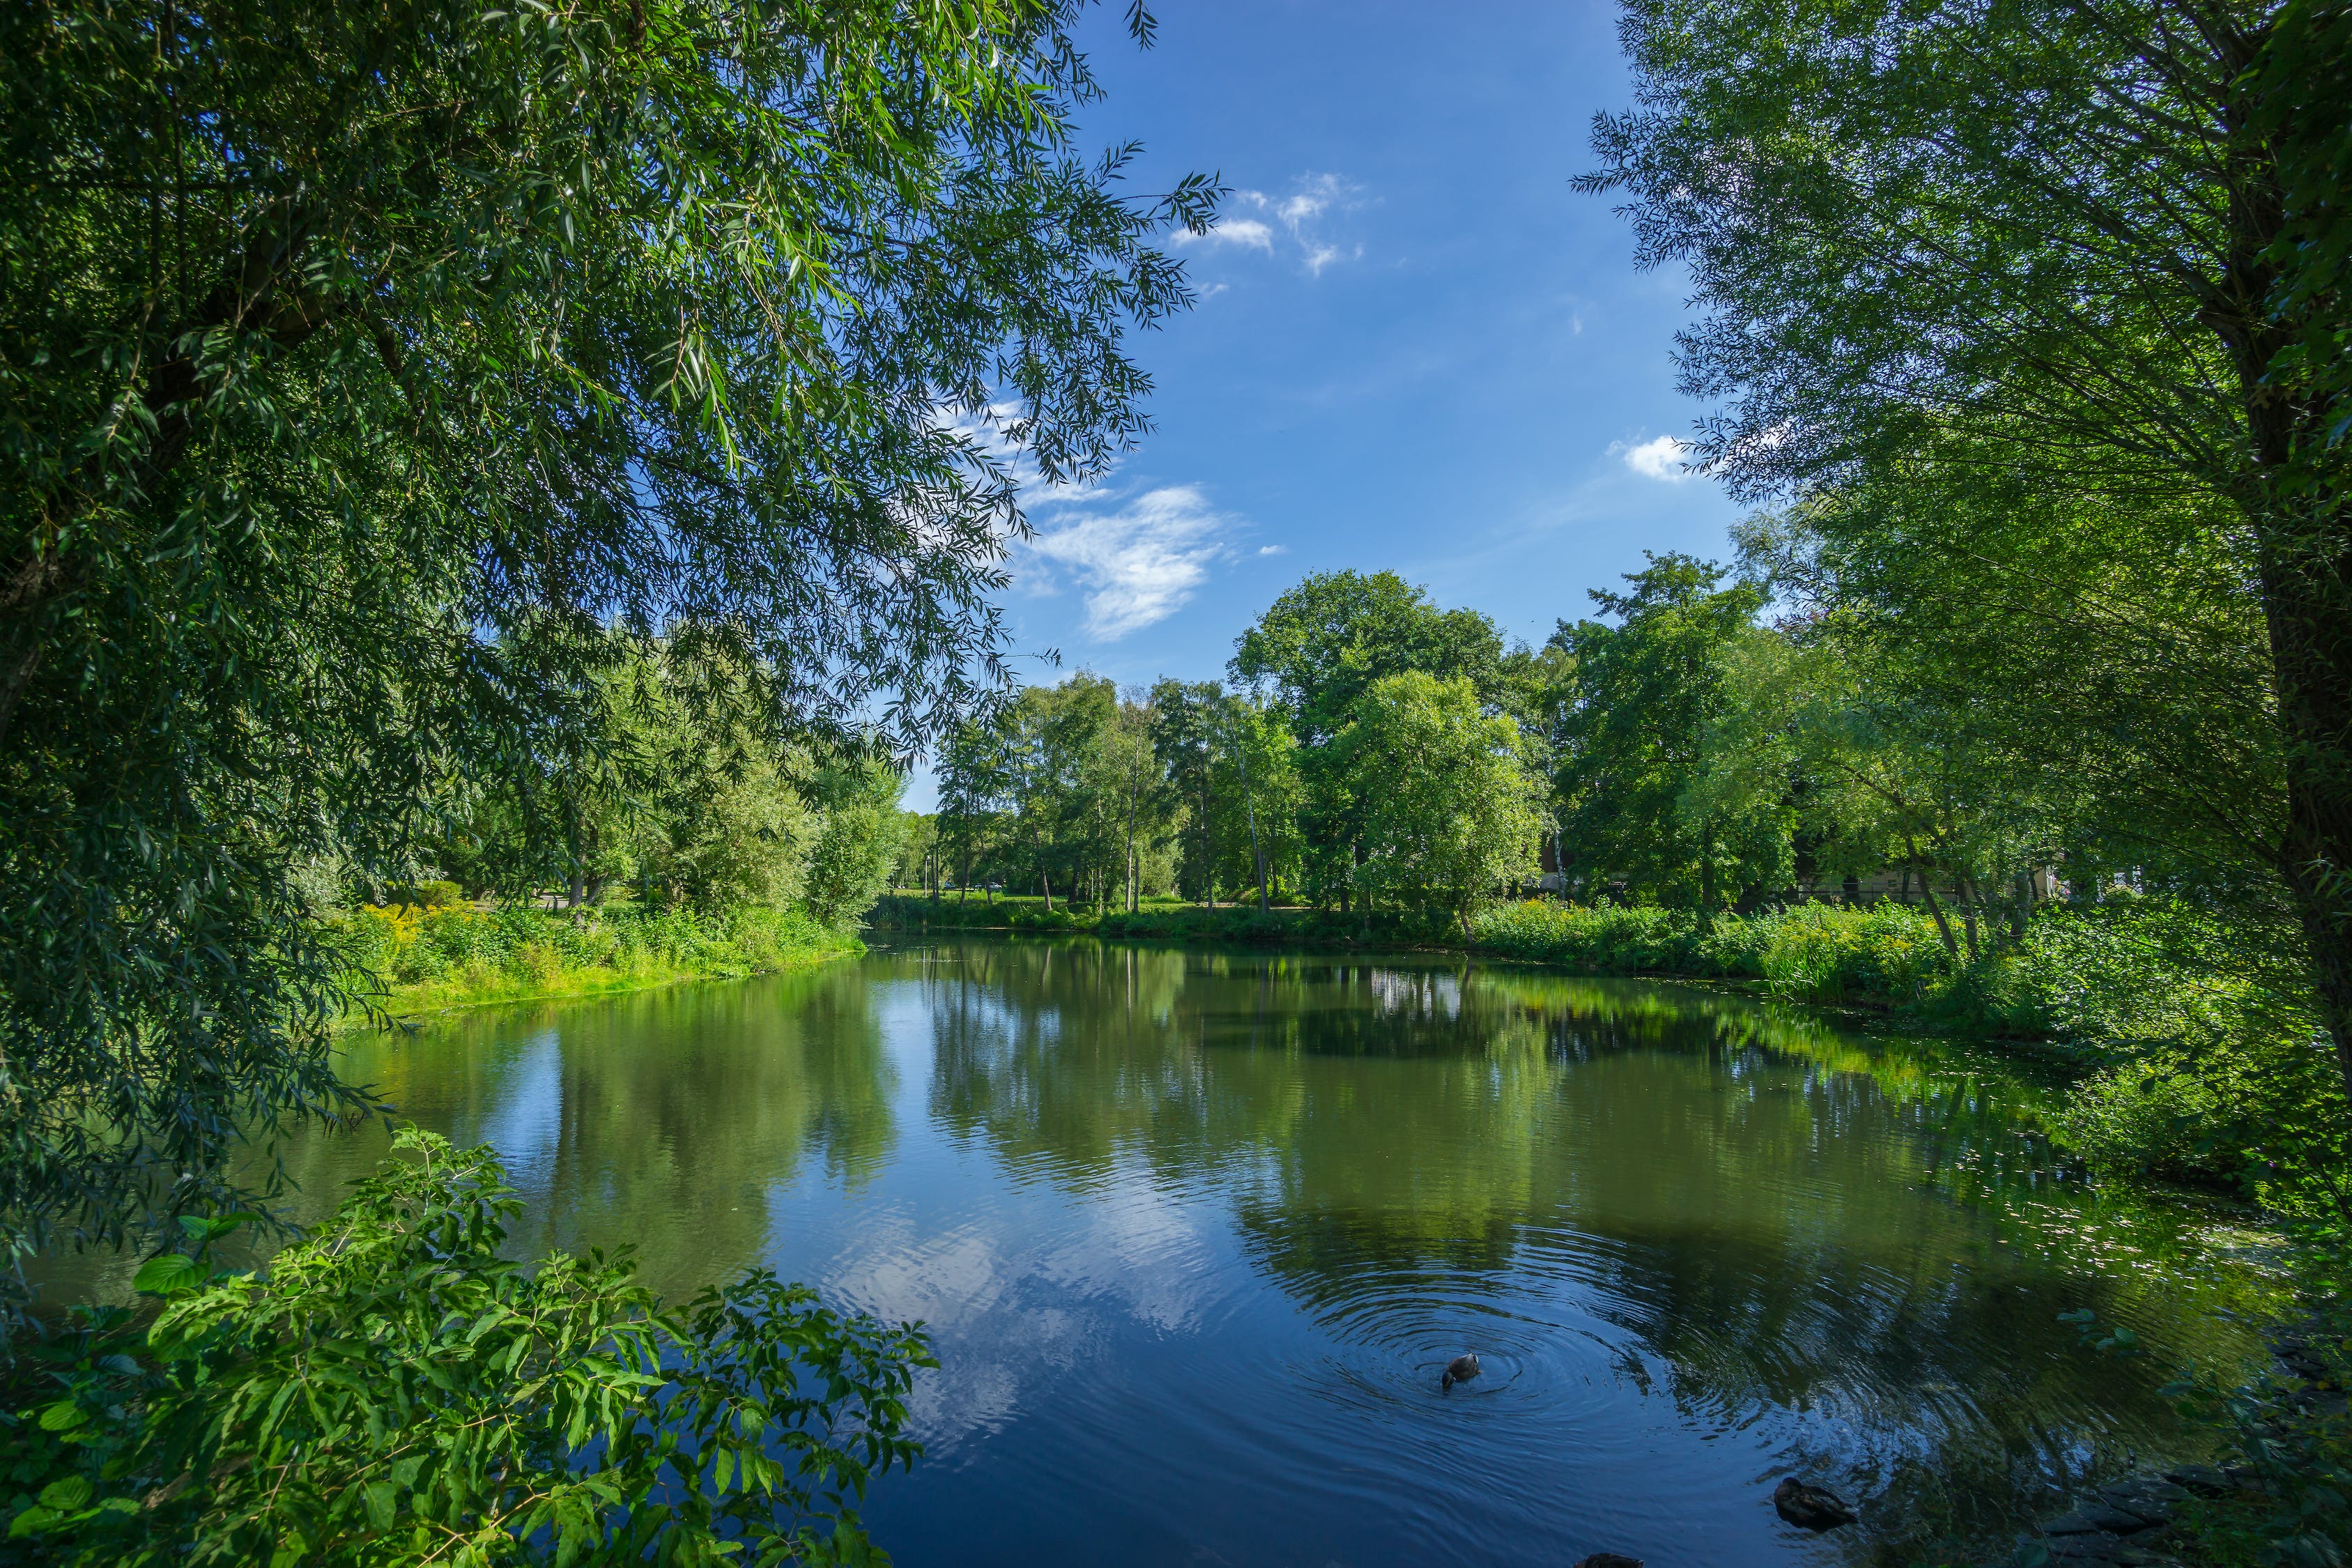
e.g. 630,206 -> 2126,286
46,940 -> 2286,1566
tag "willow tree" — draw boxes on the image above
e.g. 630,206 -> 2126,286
0,0 -> 1213,1266
1583,0 -> 2352,1082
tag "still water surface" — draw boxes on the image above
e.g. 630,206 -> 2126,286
66,940 -> 2289,1565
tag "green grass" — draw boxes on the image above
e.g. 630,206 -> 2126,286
330,902 -> 861,1021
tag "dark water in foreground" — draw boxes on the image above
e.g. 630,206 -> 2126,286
50,940 -> 2285,1566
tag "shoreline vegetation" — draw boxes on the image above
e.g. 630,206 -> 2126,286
875,891 -> 2316,1197
333,901 -> 865,1024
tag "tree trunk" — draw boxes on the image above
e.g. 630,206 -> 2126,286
1955,873 -> 1981,963
1041,869 -> 1052,914
2260,547 -> 2352,1100
2211,82 -> 2352,1101
1201,777 -> 1215,910
1698,824 -> 1716,920
1906,836 -> 1961,960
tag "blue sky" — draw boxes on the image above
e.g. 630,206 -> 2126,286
914,1 -> 1740,804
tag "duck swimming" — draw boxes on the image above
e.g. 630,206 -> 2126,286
1440,1353 -> 1481,1392
1773,1477 -> 1857,1530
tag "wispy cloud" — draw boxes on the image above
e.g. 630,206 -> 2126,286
1021,486 -> 1235,639
1180,216 -> 1275,252
1609,433 -> 1693,482
1174,173 -> 1365,276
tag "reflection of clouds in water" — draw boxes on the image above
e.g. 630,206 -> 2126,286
1038,1165 -> 1217,1334
818,1165 -> 1216,1456
833,1216 -> 1013,1328
824,1214 -> 1085,1456
457,1028 -> 562,1190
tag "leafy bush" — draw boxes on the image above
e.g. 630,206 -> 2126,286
2,1132 -> 931,1565
803,764 -> 908,931
387,879 -> 466,910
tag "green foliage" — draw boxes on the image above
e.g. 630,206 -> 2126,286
2019,901 -> 2349,1204
1465,898 -> 1953,1002
803,763 -> 910,932
1,0 -> 1212,1265
1548,554 -> 1776,909
1335,672 -> 1541,919
1,1131 -> 932,1564
1148,679 -> 1237,904
946,675 -> 1179,911
1146,680 -> 1298,907
659,762 -> 817,916
333,902 -> 851,1010
1230,571 -> 1516,906
387,880 -> 466,912
1581,0 -> 2352,1088
1231,570 -> 1508,748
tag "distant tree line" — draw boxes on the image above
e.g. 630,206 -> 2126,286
901,571 -> 1544,924
908,548 -> 2229,968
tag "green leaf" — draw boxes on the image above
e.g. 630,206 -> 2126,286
37,1475 -> 93,1510
36,1401 -> 86,1432
133,1253 -> 199,1296
8,1506 -> 61,1538
364,1479 -> 398,1530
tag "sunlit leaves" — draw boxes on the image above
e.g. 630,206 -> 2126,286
3,1130 -> 934,1564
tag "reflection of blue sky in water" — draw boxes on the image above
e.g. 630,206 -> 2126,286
454,1027 -> 562,1194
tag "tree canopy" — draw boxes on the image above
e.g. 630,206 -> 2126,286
0,0 -> 1213,1261
1583,0 -> 2352,1089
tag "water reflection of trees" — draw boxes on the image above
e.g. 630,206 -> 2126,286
921,939 -> 2284,1565
231,966 -> 898,1303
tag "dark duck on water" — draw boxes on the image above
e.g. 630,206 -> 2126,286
1773,1477 -> 1857,1530
1440,1353 -> 1481,1392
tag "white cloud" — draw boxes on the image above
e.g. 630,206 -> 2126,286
1610,433 -> 1693,482
1302,243 -> 1362,276
1181,173 -> 1366,277
1021,485 -> 1233,639
1256,544 -> 1287,556
1174,216 -> 1274,251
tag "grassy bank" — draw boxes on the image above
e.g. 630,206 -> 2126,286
331,902 -> 861,1019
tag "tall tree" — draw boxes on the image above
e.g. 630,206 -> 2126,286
1333,672 -> 1542,924
1148,679 -> 1231,905
1551,555 -> 1772,908
1581,0 -> 2352,1079
1230,571 -> 1506,908
0,0 -> 1213,1264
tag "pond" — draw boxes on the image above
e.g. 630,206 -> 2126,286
47,939 -> 2286,1566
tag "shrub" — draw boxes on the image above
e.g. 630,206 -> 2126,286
389,879 -> 466,910
1,1132 -> 931,1565
1464,901 -> 1702,974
